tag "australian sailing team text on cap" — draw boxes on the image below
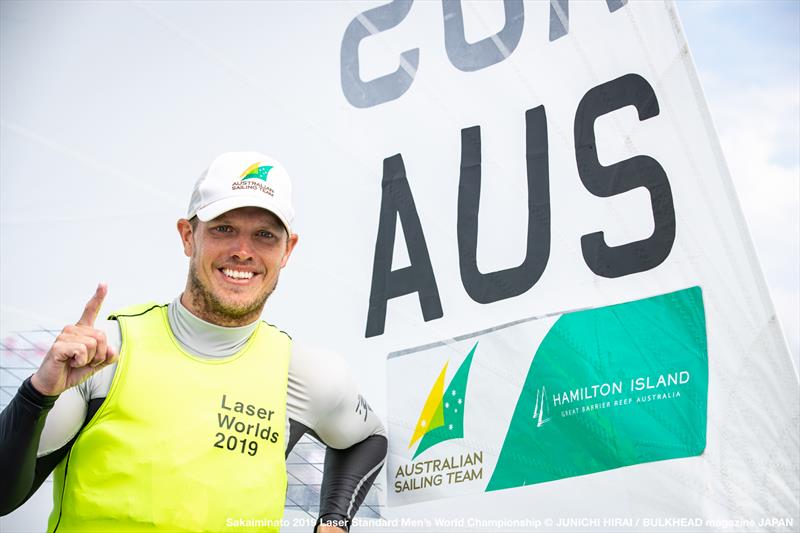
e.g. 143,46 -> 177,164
187,151 -> 295,233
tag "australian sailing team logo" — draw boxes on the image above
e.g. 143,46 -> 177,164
240,163 -> 273,181
232,163 -> 275,195
409,342 -> 477,459
394,342 -> 483,495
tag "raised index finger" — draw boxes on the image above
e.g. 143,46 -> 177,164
77,283 -> 107,327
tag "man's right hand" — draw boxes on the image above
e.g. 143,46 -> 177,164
30,283 -> 118,397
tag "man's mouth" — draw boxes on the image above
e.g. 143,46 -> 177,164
219,267 -> 256,281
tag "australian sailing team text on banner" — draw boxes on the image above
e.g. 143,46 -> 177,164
346,0 -> 800,522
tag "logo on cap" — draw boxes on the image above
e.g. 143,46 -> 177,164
240,163 -> 273,182
232,162 -> 275,197
239,163 -> 272,181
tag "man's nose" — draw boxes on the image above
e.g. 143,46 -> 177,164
230,235 -> 254,260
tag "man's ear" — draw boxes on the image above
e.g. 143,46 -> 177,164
280,233 -> 299,268
177,219 -> 194,258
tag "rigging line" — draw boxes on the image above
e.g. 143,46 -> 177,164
1,346 -> 40,370
0,119 -> 179,207
1,209 -> 174,226
0,304 -> 63,327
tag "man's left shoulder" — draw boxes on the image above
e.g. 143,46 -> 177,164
288,342 -> 353,407
290,342 -> 349,377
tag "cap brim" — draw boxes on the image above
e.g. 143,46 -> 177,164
195,196 -> 291,233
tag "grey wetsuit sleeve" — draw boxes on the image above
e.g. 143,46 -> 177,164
287,344 -> 385,445
287,344 -> 387,531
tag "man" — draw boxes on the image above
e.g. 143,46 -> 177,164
0,152 -> 387,532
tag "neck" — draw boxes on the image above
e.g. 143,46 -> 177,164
169,296 -> 258,358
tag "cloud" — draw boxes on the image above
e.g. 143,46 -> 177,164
702,77 -> 800,367
678,0 -> 799,370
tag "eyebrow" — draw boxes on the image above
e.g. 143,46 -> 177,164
209,215 -> 282,231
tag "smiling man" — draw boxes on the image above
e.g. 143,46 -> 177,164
0,152 -> 387,532
181,206 -> 295,327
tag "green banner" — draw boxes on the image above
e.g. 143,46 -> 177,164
487,286 -> 708,491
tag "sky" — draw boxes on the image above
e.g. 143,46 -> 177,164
678,0 -> 800,369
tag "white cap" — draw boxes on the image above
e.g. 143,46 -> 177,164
187,151 -> 294,233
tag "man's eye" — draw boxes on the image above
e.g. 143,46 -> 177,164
214,225 -> 233,233
257,230 -> 275,239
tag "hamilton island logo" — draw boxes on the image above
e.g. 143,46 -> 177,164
240,163 -> 273,181
532,386 -> 551,427
232,163 -> 275,196
408,342 -> 477,459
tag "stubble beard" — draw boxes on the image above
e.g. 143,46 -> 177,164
187,262 -> 276,326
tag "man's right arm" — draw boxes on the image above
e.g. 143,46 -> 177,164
0,284 -> 119,515
0,368 -> 117,515
0,377 -> 62,514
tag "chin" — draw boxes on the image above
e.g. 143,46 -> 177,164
216,291 -> 270,316
188,264 -> 274,323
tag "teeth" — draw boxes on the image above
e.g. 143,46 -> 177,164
222,268 -> 254,280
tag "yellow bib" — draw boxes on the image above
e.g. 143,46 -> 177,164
48,303 -> 290,532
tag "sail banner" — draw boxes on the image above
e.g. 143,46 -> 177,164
388,286 -> 709,505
